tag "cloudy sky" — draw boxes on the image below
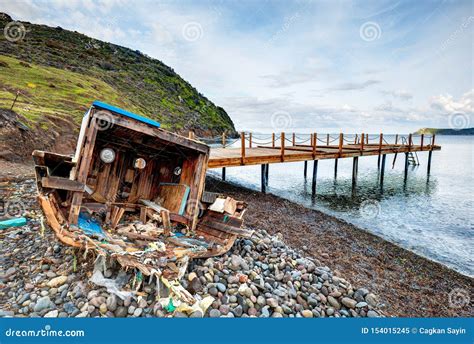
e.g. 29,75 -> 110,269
2,0 -> 473,133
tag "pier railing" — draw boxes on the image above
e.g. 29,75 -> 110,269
193,132 -> 436,155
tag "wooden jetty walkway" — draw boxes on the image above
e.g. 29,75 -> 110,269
193,132 -> 441,195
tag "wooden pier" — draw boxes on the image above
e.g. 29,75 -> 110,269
201,132 -> 441,194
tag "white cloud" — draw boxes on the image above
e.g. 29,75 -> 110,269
429,89 -> 473,114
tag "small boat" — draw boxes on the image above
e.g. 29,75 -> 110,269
33,101 -> 252,300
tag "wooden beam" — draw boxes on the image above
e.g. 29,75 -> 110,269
222,167 -> 226,181
361,133 -> 365,151
222,132 -> 226,148
41,177 -> 85,192
420,134 -> 424,150
292,133 -> 296,146
68,117 -> 99,224
338,133 -> 343,157
261,164 -> 267,194
304,161 -> 307,178
249,132 -> 252,148
272,133 -> 275,148
312,133 -> 317,159
280,132 -> 285,162
334,158 -> 338,178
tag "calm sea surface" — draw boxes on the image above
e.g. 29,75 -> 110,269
209,135 -> 474,277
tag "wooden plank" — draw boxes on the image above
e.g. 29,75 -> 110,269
42,177 -> 85,192
68,116 -> 99,224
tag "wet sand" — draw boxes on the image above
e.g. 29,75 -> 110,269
205,176 -> 473,317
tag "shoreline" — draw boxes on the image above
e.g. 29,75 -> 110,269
0,162 -> 472,317
205,176 -> 473,317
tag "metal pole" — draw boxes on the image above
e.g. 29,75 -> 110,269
380,154 -> 386,185
261,164 -> 267,193
404,152 -> 409,181
352,157 -> 359,186
427,150 -> 433,175
265,164 -> 269,186
312,160 -> 318,196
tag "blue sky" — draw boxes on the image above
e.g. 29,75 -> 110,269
2,0 -> 473,133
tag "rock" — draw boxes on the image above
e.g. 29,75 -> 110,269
301,310 -> 313,318
209,287 -> 219,296
188,272 -> 197,281
367,310 -> 379,318
355,302 -> 368,308
115,306 -> 128,318
190,310 -> 203,318
232,305 -> 243,317
209,309 -> 221,318
106,295 -> 118,312
47,275 -> 68,288
24,283 -> 34,290
266,298 -> 278,308
260,305 -> 270,318
238,274 -> 248,283
133,308 -> 143,317
216,283 -> 226,293
341,297 -> 357,309
63,302 -> 77,314
44,309 -> 59,318
99,303 -> 107,314
34,296 -> 53,312
365,293 -> 378,307
327,296 -> 341,310
219,304 -> 230,315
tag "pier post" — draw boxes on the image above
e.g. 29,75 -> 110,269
304,161 -> 307,178
312,160 -> 318,196
404,152 -> 409,181
380,154 -> 386,185
334,158 -> 338,178
352,157 -> 359,186
222,167 -> 226,181
272,133 -> 275,148
427,134 -> 435,175
261,164 -> 267,193
312,133 -> 317,159
222,132 -> 226,148
265,164 -> 269,186
361,133 -> 365,151
377,133 -> 383,169
249,132 -> 252,148
327,133 -> 330,146
292,133 -> 296,146
241,132 -> 246,165
338,133 -> 343,157
281,132 -> 285,162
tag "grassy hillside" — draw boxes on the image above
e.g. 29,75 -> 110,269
415,128 -> 474,135
0,12 -> 235,136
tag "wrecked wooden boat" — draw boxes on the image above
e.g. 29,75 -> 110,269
33,101 -> 252,301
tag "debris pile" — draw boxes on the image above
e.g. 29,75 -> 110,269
0,178 -> 384,318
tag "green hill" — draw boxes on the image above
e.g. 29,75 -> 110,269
415,128 -> 474,135
0,12 -> 235,146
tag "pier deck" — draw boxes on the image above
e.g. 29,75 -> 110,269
207,133 -> 440,168
197,132 -> 441,194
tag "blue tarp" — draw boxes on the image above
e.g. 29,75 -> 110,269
91,100 -> 161,128
77,212 -> 106,239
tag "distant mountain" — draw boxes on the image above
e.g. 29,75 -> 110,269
414,128 -> 474,135
0,12 -> 236,159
